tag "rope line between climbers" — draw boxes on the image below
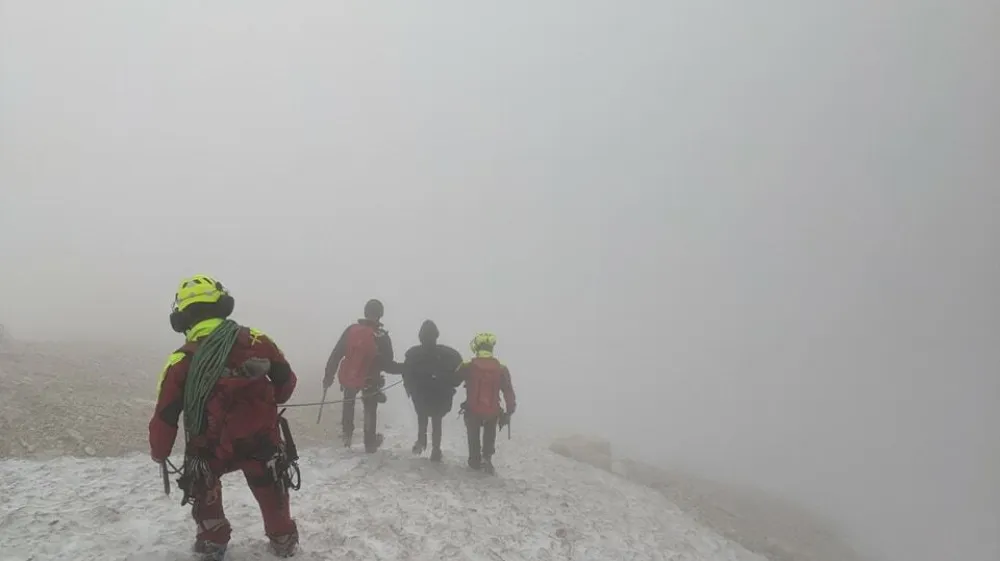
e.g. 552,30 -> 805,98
281,379 -> 405,408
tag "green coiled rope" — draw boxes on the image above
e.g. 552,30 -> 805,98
183,319 -> 242,438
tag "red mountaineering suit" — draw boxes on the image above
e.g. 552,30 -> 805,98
149,319 -> 298,549
458,355 -> 516,467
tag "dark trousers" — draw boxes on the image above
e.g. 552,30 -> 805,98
465,414 -> 498,463
416,413 -> 443,450
342,387 -> 379,450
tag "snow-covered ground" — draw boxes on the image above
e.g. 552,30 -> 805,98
0,339 -> 862,561
0,426 -> 768,561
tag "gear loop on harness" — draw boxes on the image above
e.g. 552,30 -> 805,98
272,409 -> 301,506
175,455 -> 215,508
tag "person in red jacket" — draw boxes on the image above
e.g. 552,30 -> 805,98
149,275 -> 300,560
457,332 -> 516,475
323,299 -> 402,453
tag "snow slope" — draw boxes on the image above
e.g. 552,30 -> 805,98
0,427 -> 768,561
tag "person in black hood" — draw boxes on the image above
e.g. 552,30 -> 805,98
401,320 -> 463,462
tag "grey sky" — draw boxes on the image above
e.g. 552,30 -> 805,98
1,2 -> 998,561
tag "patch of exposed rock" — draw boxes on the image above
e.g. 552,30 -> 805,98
549,434 -> 613,472
549,434 -> 869,561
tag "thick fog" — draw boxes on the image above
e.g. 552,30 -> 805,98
1,2 -> 997,561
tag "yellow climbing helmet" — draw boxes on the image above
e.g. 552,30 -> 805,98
470,332 -> 498,353
172,274 -> 229,312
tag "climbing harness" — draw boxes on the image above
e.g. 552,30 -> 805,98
161,414 -> 302,509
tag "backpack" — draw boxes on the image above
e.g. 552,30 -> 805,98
338,323 -> 379,390
405,345 -> 461,392
464,357 -> 506,417
177,326 -> 280,460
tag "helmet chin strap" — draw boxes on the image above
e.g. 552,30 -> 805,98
169,308 -> 190,333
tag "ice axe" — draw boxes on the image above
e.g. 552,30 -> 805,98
316,386 -> 329,424
160,461 -> 170,496
499,410 -> 512,440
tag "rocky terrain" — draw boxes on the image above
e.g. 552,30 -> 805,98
550,435 -> 870,561
0,338 -> 343,460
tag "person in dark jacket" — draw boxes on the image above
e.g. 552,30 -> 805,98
400,320 -> 463,462
323,299 -> 402,453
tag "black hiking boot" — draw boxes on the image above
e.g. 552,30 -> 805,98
430,448 -> 443,463
268,525 -> 299,558
468,456 -> 482,471
412,436 -> 427,455
366,433 -> 384,454
193,540 -> 228,561
483,456 -> 495,475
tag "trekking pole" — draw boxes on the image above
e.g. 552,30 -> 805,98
161,461 -> 170,496
508,416 -> 511,440
316,386 -> 329,424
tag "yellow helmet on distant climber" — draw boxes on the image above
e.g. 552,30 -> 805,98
169,274 -> 235,333
470,332 -> 497,353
